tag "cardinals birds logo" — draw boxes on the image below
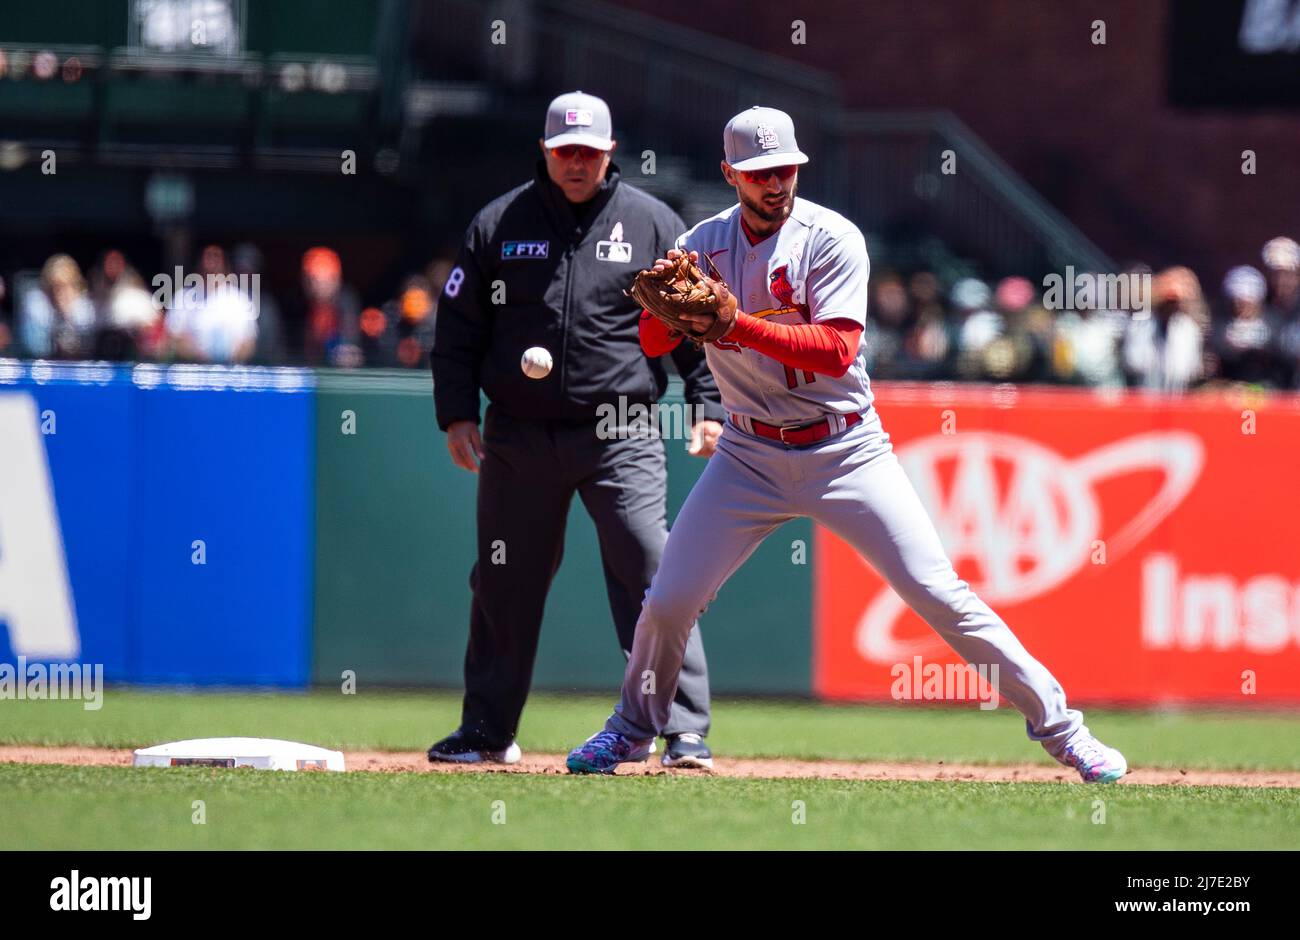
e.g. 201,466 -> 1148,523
769,265 -> 796,307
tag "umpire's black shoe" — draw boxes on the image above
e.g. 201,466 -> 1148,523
662,732 -> 714,769
427,729 -> 522,765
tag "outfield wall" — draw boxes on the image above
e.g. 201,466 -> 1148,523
0,363 -> 314,685
0,364 -> 810,695
309,370 -> 812,694
3,364 -> 1297,702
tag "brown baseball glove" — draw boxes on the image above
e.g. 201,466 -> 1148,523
628,252 -> 738,346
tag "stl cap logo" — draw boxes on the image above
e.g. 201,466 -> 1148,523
755,124 -> 780,150
610,221 -> 624,243
565,109 -> 593,126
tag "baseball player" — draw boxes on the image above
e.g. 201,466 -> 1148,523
566,106 -> 1128,783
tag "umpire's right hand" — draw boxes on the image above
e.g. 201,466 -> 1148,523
447,420 -> 485,472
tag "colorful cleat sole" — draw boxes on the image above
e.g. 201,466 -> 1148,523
565,730 -> 654,775
1060,734 -> 1128,783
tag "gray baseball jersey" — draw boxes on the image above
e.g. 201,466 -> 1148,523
597,197 -> 1093,766
678,197 -> 872,424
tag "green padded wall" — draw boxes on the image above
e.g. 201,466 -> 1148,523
312,370 -> 812,695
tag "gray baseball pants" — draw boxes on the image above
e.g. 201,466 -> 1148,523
606,407 -> 1087,759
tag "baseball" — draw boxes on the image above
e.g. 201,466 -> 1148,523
520,346 -> 553,379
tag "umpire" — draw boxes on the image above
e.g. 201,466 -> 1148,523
430,91 -> 720,769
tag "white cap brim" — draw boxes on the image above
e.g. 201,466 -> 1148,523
728,151 -> 809,172
543,132 -> 614,150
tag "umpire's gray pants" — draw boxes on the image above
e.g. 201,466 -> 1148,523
460,405 -> 710,747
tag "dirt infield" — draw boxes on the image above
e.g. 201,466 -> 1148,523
2,745 -> 1297,788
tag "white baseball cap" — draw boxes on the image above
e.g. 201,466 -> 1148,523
1262,236 -> 1300,272
1223,265 -> 1267,302
543,91 -> 614,151
723,106 -> 809,171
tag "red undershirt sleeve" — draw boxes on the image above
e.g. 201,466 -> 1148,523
726,314 -> 862,377
639,310 -> 684,356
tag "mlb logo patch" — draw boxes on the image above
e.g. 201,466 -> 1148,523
596,241 -> 632,263
755,124 -> 780,150
565,109 -> 593,126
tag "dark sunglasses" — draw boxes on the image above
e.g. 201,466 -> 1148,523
550,145 -> 604,161
738,164 -> 798,185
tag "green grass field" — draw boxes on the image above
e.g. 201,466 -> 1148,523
1,689 -> 1297,850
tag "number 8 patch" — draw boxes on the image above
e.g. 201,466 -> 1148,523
443,266 -> 465,297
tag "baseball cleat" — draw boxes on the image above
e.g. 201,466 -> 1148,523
1059,733 -> 1127,783
565,730 -> 654,775
426,729 -> 522,765
662,732 -> 714,769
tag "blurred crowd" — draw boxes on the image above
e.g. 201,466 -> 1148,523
0,243 -> 453,370
3,235 -> 1300,393
865,236 -> 1300,393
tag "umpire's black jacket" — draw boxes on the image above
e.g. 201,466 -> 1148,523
433,162 -> 723,428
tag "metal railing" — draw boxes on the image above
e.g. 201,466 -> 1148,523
836,111 -> 1116,279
